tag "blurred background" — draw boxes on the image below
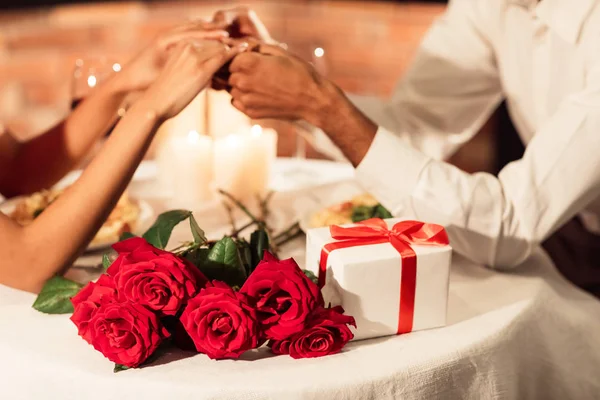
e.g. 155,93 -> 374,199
0,0 -> 522,174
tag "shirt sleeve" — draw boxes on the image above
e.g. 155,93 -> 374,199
357,65 -> 600,268
312,0 -> 503,162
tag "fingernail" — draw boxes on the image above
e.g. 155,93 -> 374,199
238,42 -> 249,51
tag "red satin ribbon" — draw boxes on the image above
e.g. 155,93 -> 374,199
318,218 -> 449,334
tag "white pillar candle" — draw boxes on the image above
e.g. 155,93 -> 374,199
156,130 -> 214,209
213,125 -> 278,203
152,91 -> 207,158
207,89 -> 251,139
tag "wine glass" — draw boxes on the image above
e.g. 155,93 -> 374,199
71,56 -> 122,163
281,43 -> 329,186
71,56 -> 122,110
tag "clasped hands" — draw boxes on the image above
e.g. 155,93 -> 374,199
201,8 -> 342,130
202,7 -> 376,167
136,7 -> 375,166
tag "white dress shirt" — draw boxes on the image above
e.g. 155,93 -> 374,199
334,0 -> 600,268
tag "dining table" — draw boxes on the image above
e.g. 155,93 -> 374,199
1,158 -> 599,400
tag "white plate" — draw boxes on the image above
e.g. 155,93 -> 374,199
0,198 -> 155,252
270,158 -> 354,192
54,160 -> 157,190
293,180 -> 365,233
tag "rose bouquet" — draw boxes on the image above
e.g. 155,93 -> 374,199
32,210 -> 355,372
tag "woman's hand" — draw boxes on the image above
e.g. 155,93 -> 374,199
140,40 -> 244,120
112,22 -> 230,94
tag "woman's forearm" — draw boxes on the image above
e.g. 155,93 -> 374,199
0,73 -> 130,197
1,100 -> 161,292
0,38 -> 240,293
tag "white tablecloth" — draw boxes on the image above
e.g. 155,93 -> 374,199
1,161 -> 600,399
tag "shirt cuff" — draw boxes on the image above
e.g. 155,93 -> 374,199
355,127 -> 431,213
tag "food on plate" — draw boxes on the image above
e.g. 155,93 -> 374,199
7,188 -> 140,245
309,193 -> 392,228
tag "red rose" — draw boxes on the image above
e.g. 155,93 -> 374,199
88,301 -> 169,368
240,252 -> 323,340
70,275 -> 117,343
107,237 -> 208,316
180,281 -> 259,359
269,306 -> 355,359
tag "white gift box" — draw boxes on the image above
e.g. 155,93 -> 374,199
305,218 -> 452,341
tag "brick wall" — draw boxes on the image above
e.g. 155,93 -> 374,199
0,0 -> 496,172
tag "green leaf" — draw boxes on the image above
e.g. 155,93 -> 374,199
208,236 -> 239,267
199,237 -> 247,286
351,205 -> 374,223
119,231 -> 136,241
236,239 -> 253,276
351,204 -> 392,223
302,269 -> 319,285
249,229 -> 270,271
32,276 -> 84,314
142,210 -> 192,249
114,364 -> 130,373
189,214 -> 207,245
102,254 -> 112,271
184,247 -> 210,267
373,204 -> 393,219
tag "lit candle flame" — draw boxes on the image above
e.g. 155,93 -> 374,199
87,75 -> 97,88
314,47 -> 325,58
251,124 -> 263,137
112,63 -> 121,72
187,130 -> 201,144
226,134 -> 241,146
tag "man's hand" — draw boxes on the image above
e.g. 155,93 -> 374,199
208,7 -> 274,90
227,45 -> 332,123
228,45 -> 378,166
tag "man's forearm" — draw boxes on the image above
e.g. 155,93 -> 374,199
305,80 -> 378,167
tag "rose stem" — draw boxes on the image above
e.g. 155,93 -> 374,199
231,220 -> 256,237
222,201 -> 238,237
218,189 -> 265,230
259,190 -> 277,236
275,230 -> 303,247
273,222 -> 302,246
170,241 -> 194,254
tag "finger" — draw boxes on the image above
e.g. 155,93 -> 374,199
158,41 -> 191,75
229,87 -> 245,101
212,9 -> 231,24
211,77 -> 230,91
229,52 -> 261,72
231,98 -> 247,114
202,45 -> 244,75
231,92 -> 279,110
161,30 -> 229,50
220,37 -> 258,51
199,20 -> 230,30
256,43 -> 288,56
175,30 -> 230,41
185,39 -> 231,57
228,72 -> 252,92
241,107 -> 296,121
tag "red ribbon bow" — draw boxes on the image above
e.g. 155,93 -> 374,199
319,218 -> 449,334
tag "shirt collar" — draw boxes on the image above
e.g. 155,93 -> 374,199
508,0 -> 596,44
